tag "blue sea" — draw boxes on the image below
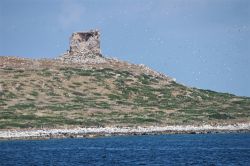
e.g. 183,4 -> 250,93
0,133 -> 250,166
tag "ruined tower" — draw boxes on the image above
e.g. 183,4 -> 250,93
61,29 -> 106,63
67,30 -> 101,57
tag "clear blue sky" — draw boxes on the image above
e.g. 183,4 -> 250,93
0,0 -> 250,97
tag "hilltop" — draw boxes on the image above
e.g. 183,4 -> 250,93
0,30 -> 249,131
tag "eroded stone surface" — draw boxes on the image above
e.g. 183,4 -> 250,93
69,30 -> 101,57
60,30 -> 105,63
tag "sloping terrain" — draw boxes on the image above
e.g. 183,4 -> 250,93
0,56 -> 249,129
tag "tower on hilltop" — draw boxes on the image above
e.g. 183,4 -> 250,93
67,30 -> 101,57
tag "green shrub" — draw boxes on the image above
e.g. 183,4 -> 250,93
30,91 -> 39,96
8,103 -> 36,110
208,113 -> 234,120
37,69 -> 52,77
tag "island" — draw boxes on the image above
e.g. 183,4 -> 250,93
0,30 -> 249,140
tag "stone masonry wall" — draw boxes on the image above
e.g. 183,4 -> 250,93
68,30 -> 101,57
60,30 -> 106,64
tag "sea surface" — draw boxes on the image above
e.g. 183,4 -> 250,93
0,133 -> 250,166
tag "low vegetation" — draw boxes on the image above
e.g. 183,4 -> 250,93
0,65 -> 249,129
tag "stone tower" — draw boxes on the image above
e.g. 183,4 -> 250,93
67,30 -> 101,57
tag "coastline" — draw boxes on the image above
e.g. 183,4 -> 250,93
1,123 -> 250,141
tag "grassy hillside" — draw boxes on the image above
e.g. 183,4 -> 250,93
0,58 -> 249,129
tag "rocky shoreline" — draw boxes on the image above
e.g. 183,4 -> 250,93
0,123 -> 250,140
